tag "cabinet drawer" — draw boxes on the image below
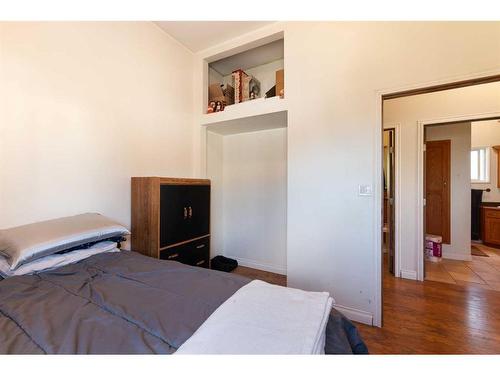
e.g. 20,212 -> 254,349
159,247 -> 189,263
184,237 -> 210,268
159,237 -> 210,268
485,209 -> 500,219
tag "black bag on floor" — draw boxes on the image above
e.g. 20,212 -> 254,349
211,255 -> 238,272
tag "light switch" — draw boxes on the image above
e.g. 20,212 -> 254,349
358,184 -> 373,196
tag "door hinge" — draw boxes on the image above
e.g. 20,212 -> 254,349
422,144 -> 426,152
423,198 -> 427,206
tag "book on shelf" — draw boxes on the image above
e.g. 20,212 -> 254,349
231,69 -> 248,103
232,69 -> 261,103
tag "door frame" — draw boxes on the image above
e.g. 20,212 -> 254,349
374,69 -> 500,327
416,111 -> 500,280
383,124 -> 402,278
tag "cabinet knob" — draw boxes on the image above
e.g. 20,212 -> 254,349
196,260 -> 205,266
183,207 -> 188,219
188,206 -> 193,218
196,244 -> 205,249
168,253 -> 179,259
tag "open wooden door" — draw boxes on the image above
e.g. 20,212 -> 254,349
425,140 -> 451,244
383,129 -> 396,275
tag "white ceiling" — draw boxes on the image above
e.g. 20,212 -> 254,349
154,21 -> 275,53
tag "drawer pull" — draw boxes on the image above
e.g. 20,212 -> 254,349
188,206 -> 193,219
196,244 -> 205,249
196,260 -> 205,266
168,253 -> 179,259
183,207 -> 188,220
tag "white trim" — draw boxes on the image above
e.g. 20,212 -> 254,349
416,111 -> 500,281
333,304 -> 373,326
373,93 -> 383,327
417,119 -> 425,281
400,270 -> 417,280
383,123 -> 402,279
229,255 -> 287,276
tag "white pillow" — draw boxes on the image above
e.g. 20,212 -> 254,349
0,240 -> 119,278
0,213 -> 130,270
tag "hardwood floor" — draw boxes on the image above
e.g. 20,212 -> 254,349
357,265 -> 500,354
233,264 -> 500,354
232,265 -> 286,286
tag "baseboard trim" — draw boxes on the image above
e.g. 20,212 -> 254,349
333,304 -> 373,326
228,255 -> 287,275
400,269 -> 417,280
228,257 -> 373,325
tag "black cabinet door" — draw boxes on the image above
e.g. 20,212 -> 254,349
160,185 -> 188,247
160,184 -> 210,248
185,185 -> 210,239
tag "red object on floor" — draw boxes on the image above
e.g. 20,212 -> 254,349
425,234 -> 442,262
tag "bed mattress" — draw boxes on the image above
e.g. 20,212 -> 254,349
0,251 -> 367,354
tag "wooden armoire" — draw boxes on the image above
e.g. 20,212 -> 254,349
131,177 -> 210,268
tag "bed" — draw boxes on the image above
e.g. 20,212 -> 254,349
0,215 -> 368,354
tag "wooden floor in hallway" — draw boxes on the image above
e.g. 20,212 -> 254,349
357,261 -> 500,354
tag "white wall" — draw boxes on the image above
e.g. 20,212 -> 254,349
206,131 -> 225,256
471,120 -> 500,202
0,22 -> 195,244
285,23 -> 500,325
194,22 -> 500,325
426,122 -> 471,260
384,82 -> 500,274
208,67 -> 223,87
207,128 -> 287,274
223,128 -> 287,274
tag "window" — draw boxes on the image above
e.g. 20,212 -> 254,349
471,147 -> 490,183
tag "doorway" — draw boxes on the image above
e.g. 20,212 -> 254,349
377,75 -> 500,327
422,118 -> 500,286
383,129 -> 395,275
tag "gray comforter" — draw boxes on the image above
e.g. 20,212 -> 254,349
0,251 -> 367,354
